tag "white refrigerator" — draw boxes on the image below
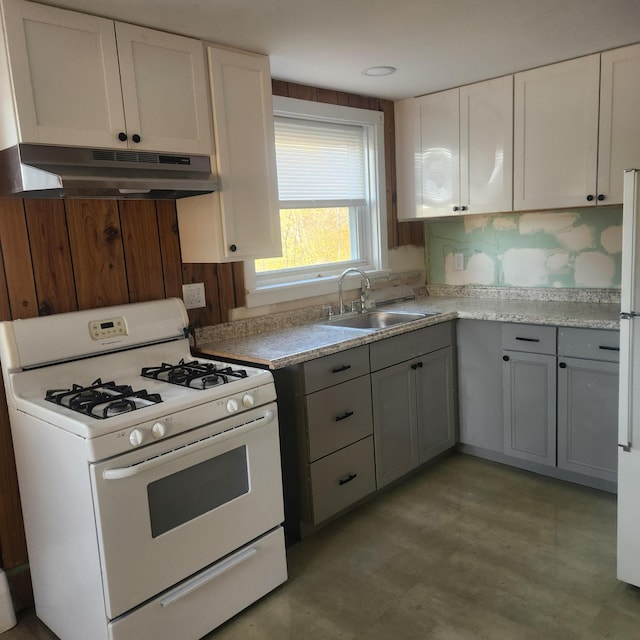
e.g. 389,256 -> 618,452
618,168 -> 640,587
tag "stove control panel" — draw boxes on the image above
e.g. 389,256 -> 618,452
89,316 -> 128,341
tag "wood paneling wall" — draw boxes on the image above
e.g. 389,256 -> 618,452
272,80 -> 425,249
0,83 -> 423,612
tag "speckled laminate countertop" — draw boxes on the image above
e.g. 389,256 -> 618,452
196,296 -> 621,370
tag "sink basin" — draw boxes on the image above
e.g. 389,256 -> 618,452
321,310 -> 437,330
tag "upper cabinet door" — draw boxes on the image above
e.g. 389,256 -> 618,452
514,55 -> 600,211
598,43 -> 640,205
115,23 -> 212,155
1,0 -> 126,148
460,75 -> 513,215
415,88 -> 460,218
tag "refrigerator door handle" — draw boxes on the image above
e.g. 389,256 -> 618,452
620,312 -> 640,320
619,315 -> 634,451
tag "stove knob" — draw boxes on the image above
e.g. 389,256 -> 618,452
129,429 -> 144,447
242,393 -> 255,408
226,398 -> 239,413
151,422 -> 166,439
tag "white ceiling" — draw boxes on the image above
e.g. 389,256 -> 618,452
39,0 -> 640,100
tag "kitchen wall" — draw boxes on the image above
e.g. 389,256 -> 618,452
425,206 -> 623,289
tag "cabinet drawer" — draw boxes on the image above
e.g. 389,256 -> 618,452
370,322 -> 452,371
303,345 -> 370,393
309,436 -> 376,524
558,327 -> 620,362
501,323 -> 556,354
306,375 -> 373,462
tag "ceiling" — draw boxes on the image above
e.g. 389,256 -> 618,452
39,0 -> 640,100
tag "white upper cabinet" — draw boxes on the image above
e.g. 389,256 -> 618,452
0,0 -> 212,154
176,46 -> 281,263
460,75 -> 513,215
598,43 -> 640,205
514,55 -> 600,211
114,23 -> 212,155
396,76 -> 512,219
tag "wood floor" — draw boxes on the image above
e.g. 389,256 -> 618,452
5,452 -> 640,639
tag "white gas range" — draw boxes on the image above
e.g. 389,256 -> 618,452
0,298 -> 287,640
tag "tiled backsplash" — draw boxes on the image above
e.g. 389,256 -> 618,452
425,207 -> 623,289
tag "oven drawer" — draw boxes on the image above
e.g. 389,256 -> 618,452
303,345 -> 370,393
108,527 -> 287,640
309,436 -> 376,524
306,375 -> 373,462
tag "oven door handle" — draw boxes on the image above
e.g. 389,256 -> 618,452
102,409 -> 275,480
160,545 -> 258,608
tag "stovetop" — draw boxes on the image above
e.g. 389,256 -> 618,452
7,340 -> 275,441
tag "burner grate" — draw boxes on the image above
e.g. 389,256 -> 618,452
141,359 -> 248,390
45,378 -> 162,419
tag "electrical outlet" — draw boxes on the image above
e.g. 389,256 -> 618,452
453,253 -> 464,271
182,283 -> 206,309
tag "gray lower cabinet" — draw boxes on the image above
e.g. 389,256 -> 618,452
502,323 -> 557,466
459,321 -> 619,490
371,322 -> 456,488
457,319 -> 504,452
557,328 -> 619,483
275,345 -> 376,536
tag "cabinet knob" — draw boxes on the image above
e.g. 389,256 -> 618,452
229,244 -> 237,252
559,362 -> 567,369
597,194 -> 605,201
586,194 -> 595,202
502,355 -> 510,362
453,206 -> 459,212
132,134 -> 141,143
460,206 -> 468,212
338,473 -> 357,486
118,132 -> 128,141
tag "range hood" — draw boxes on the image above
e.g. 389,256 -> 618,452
0,144 -> 219,199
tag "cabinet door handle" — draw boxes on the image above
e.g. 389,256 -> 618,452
460,205 -> 468,211
452,206 -> 459,212
515,336 -> 540,342
597,194 -> 606,201
335,411 -> 354,422
503,355 -> 510,362
559,362 -> 567,369
338,473 -> 357,486
598,345 -> 620,352
132,133 -> 141,143
586,194 -> 595,202
331,364 -> 351,374
118,131 -> 128,141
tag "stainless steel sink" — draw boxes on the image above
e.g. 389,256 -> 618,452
320,310 -> 437,330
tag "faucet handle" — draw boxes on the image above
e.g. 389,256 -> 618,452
322,305 -> 334,320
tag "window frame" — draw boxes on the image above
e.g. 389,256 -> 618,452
244,96 -> 388,308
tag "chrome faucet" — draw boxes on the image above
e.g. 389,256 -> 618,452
338,268 -> 371,315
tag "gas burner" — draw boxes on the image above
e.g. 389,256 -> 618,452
45,378 -> 162,419
141,359 -> 248,390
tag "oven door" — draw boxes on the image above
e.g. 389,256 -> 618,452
90,402 -> 284,619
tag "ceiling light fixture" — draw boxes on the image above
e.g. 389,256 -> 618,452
362,66 -> 397,77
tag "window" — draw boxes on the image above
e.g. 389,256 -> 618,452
244,96 -> 388,307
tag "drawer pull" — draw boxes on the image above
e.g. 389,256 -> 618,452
331,364 -> 351,374
335,411 -> 354,422
338,473 -> 358,486
515,337 -> 540,343
598,345 -> 620,352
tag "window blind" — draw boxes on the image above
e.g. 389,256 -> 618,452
274,116 -> 367,205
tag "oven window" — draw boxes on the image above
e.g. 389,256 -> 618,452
147,446 -> 249,538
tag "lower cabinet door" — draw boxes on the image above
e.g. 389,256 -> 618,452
503,350 -> 557,466
372,361 -> 419,488
557,357 -> 619,482
309,437 -> 376,524
417,346 -> 456,463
